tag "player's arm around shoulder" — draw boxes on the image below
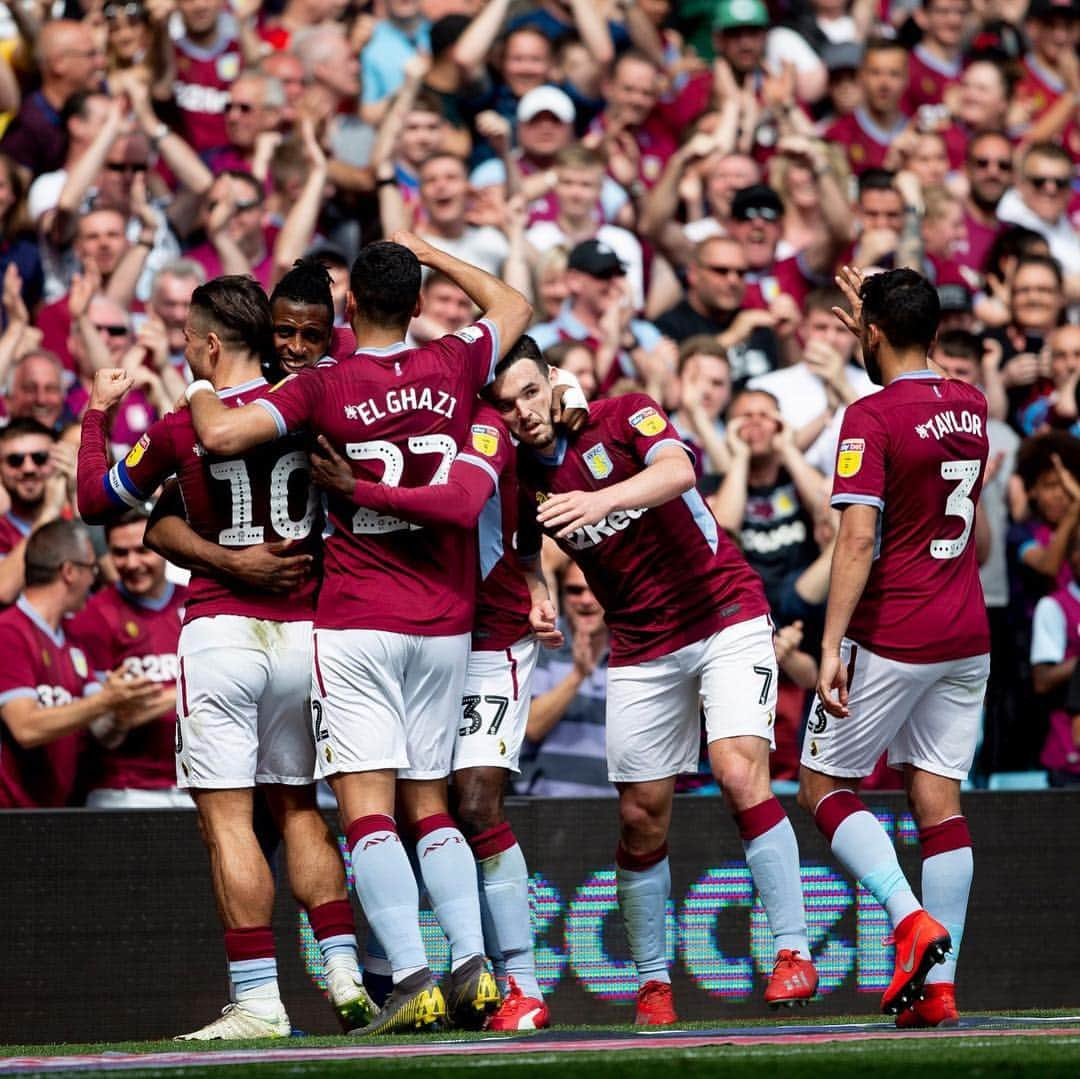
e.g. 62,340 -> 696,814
185,381 -> 283,457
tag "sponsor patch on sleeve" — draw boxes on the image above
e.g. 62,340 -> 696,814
124,433 -> 150,469
628,406 -> 666,437
836,438 -> 865,478
454,325 -> 483,345
470,423 -> 500,457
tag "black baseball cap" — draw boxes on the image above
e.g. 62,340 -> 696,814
1026,0 -> 1079,19
730,184 -> 785,222
823,42 -> 863,75
568,239 -> 627,278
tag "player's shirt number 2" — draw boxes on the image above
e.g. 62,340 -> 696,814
346,436 -> 456,535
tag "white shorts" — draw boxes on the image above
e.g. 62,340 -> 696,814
453,636 -> 540,774
312,628 -> 471,781
176,616 -> 315,789
800,639 -> 990,781
606,615 -> 778,784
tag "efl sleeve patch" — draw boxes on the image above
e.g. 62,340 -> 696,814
124,433 -> 150,468
628,406 -> 666,436
454,325 -> 483,345
836,438 -> 865,478
470,423 -> 500,457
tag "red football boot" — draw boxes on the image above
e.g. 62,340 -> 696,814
764,949 -> 819,1008
486,977 -> 550,1031
881,910 -> 952,1015
635,980 -> 677,1025
895,982 -> 959,1029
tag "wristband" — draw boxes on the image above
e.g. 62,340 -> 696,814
185,379 -> 215,403
553,366 -> 589,412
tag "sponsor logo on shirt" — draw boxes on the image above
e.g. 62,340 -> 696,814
836,438 -> 865,478
628,406 -> 665,437
174,81 -> 230,115
123,654 -> 179,683
561,507 -> 647,550
471,424 -> 500,458
583,443 -> 613,479
125,433 -> 151,469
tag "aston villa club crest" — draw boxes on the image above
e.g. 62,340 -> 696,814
584,444 -> 613,480
70,648 -> 89,679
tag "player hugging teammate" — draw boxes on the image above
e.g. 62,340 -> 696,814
77,239 -> 978,1036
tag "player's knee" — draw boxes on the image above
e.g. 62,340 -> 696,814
454,791 -> 504,838
451,769 -> 506,837
618,795 -> 667,847
712,751 -> 767,807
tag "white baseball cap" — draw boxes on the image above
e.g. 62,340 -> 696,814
517,85 -> 576,125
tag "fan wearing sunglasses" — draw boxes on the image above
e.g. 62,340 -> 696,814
726,183 -> 841,321
998,142 -> 1080,285
0,419 -> 72,608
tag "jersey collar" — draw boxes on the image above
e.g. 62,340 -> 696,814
118,581 -> 176,611
218,377 -> 267,400
893,368 -> 942,381
17,595 -> 64,647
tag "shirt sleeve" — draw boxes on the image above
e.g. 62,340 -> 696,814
78,411 -> 177,522
831,401 -> 889,511
0,624 -> 41,710
611,392 -> 691,466
253,369 -> 320,436
437,319 -> 501,394
1031,595 -> 1068,665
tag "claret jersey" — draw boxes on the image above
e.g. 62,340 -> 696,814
255,322 -> 500,636
79,378 -> 319,624
516,393 -> 769,666
831,371 -> 990,662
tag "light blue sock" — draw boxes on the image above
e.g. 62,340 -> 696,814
742,817 -> 810,955
832,811 -> 921,926
922,847 -> 972,984
415,814 -> 485,971
477,840 -> 541,999
347,816 -> 427,982
616,849 -> 671,987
